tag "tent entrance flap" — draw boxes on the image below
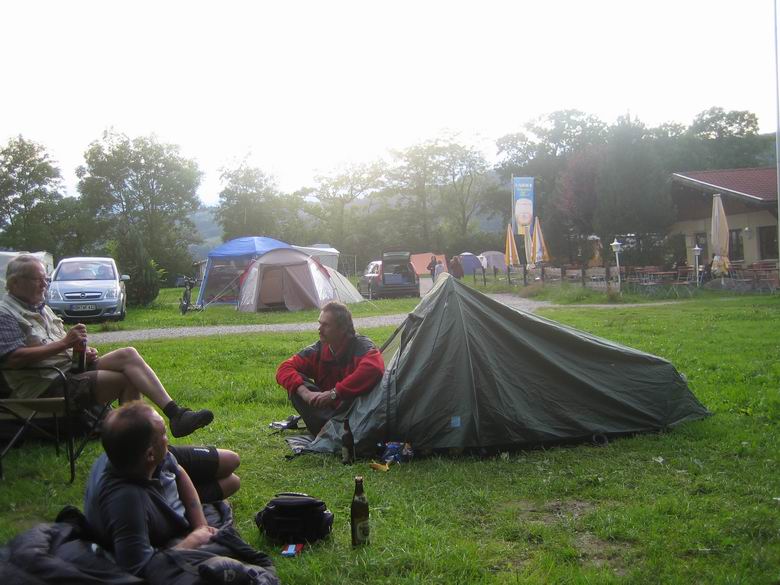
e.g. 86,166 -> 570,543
258,267 -> 285,307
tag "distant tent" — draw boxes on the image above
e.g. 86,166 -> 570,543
0,251 -> 54,301
238,248 -> 363,312
410,253 -> 448,276
292,245 -> 340,270
196,237 -> 290,307
457,252 -> 482,275
304,274 -> 710,455
481,251 -> 506,273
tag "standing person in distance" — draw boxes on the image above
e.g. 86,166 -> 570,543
426,256 -> 437,281
433,260 -> 445,283
450,256 -> 464,280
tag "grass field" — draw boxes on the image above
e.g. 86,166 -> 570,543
2,295 -> 779,584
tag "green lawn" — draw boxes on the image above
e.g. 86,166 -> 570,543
2,296 -> 779,584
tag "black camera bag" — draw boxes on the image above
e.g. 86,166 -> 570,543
255,492 -> 333,543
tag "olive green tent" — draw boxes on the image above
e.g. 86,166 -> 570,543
302,274 -> 710,455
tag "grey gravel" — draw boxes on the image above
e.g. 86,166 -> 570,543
88,293 -> 671,344
88,294 -> 551,344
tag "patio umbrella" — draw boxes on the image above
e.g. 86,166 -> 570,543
710,194 -> 730,276
505,224 -> 521,267
587,235 -> 603,268
523,227 -> 534,266
531,218 -> 551,265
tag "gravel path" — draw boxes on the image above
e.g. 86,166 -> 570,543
89,294 -> 671,344
89,295 -> 551,344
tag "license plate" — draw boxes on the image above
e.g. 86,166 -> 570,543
70,304 -> 96,311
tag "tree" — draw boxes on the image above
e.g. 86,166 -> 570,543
386,141 -> 447,250
554,148 -> 603,235
216,164 -> 280,241
0,136 -> 63,251
688,107 -> 759,139
437,142 -> 494,236
77,131 -> 201,282
526,110 -> 607,158
594,117 -> 673,241
308,162 -> 384,251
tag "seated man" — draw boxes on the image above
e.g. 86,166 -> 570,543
0,255 -> 212,438
276,301 -> 384,436
84,401 -> 240,576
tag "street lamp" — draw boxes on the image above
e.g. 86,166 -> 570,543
693,244 -> 702,287
610,239 -> 623,292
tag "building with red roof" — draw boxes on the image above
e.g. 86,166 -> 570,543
670,167 -> 778,265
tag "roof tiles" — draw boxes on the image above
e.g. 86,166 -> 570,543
673,167 -> 777,202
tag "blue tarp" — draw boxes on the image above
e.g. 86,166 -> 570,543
207,236 -> 290,258
196,237 -> 290,306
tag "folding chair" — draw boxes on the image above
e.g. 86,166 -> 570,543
0,365 -> 110,483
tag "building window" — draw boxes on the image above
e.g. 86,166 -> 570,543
694,232 -> 708,262
759,226 -> 778,260
728,229 -> 744,261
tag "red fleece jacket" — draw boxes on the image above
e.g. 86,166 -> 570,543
276,334 -> 384,402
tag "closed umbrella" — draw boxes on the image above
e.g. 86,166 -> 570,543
505,224 -> 521,267
523,227 -> 534,266
531,218 -> 551,265
710,194 -> 730,277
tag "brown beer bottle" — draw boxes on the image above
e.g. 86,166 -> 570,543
350,476 -> 369,546
342,420 -> 354,465
71,337 -> 87,373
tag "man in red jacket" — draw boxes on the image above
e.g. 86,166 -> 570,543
276,301 -> 384,436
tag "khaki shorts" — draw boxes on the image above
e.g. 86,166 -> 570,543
41,370 -> 98,411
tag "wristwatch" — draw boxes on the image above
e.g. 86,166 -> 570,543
329,389 -> 338,401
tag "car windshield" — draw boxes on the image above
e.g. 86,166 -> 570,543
55,261 -> 115,281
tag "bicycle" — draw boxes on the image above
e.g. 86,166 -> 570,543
179,276 -> 200,315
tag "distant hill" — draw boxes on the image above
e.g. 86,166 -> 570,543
190,207 -> 222,261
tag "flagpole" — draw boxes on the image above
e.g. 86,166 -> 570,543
774,0 -> 780,261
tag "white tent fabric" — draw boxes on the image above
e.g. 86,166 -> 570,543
480,250 -> 506,273
238,248 -> 363,312
0,251 -> 54,300
291,245 -> 340,269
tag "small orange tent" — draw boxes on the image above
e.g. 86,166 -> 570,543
410,253 -> 448,276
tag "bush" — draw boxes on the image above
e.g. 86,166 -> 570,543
126,257 -> 166,307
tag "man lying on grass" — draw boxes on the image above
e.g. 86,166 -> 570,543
276,301 -> 384,435
84,401 -> 242,576
0,255 -> 213,438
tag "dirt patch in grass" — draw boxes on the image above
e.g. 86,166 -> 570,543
574,531 -> 631,576
510,498 -> 597,524
504,499 -> 631,575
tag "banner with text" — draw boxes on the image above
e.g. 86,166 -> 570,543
512,177 -> 534,236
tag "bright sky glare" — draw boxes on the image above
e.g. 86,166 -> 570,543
1,1 -> 777,205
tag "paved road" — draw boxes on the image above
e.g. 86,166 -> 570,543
89,293 -> 552,344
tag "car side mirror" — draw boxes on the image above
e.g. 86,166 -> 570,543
121,274 -> 130,281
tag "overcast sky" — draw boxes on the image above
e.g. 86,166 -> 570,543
1,1 -> 777,206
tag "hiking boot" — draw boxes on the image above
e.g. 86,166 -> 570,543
170,408 -> 214,438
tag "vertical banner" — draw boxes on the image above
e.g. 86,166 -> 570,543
512,177 -> 534,235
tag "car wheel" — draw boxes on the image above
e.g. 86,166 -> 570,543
118,301 -> 126,321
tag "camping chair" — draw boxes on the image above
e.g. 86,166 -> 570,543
0,365 -> 110,483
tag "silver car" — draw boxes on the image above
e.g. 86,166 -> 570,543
46,257 -> 129,322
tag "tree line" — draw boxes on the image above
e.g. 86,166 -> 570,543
0,108 -> 773,302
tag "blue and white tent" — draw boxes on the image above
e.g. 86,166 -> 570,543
458,252 -> 483,276
195,237 -> 290,307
